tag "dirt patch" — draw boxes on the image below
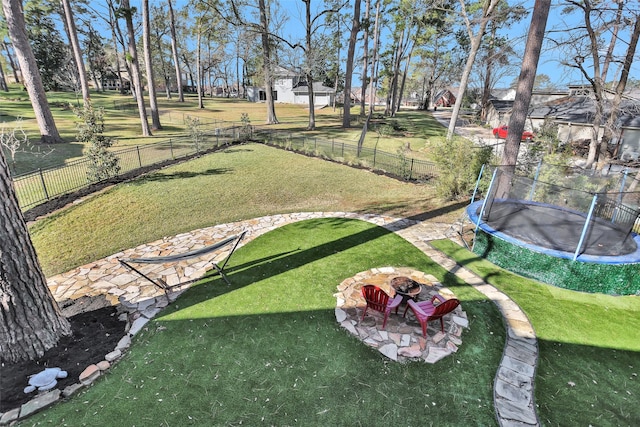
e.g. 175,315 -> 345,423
0,297 -> 127,412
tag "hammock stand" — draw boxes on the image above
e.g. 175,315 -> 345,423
119,231 -> 246,296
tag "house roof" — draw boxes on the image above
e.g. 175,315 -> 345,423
272,65 -> 299,77
292,82 -> 336,94
491,96 -> 640,128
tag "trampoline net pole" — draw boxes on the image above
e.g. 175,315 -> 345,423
574,194 -> 598,261
473,168 -> 499,252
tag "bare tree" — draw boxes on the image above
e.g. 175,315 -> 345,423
167,0 -> 184,101
120,0 -> 152,136
446,0 -> 500,140
342,0 -> 361,128
61,0 -> 90,106
2,0 -> 62,143
142,0 -> 161,129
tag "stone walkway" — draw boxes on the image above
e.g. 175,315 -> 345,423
1,212 -> 540,426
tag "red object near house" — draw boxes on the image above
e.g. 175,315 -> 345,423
492,125 -> 535,141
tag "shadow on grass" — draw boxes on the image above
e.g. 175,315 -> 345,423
133,167 -> 234,183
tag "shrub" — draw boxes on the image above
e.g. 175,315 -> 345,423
74,102 -> 120,182
429,136 -> 494,200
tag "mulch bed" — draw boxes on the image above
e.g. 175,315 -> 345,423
0,300 -> 127,413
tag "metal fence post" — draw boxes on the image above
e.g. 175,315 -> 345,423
169,139 -> 174,159
136,146 -> 142,168
373,148 -> 377,167
38,169 -> 50,201
410,158 -> 414,180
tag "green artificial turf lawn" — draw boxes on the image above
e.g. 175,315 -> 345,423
429,239 -> 640,426
24,219 -> 505,426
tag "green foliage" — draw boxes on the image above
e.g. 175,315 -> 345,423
239,112 -> 251,140
24,0 -> 68,91
429,136 -> 494,200
74,102 -> 120,182
185,115 -> 203,151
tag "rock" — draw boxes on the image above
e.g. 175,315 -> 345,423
0,407 -> 20,424
379,344 -> 398,361
97,360 -> 111,371
79,364 -> 101,385
19,390 -> 60,418
116,335 -> 132,351
105,349 -> 122,362
335,308 -> 347,322
128,316 -> 150,336
62,383 -> 84,398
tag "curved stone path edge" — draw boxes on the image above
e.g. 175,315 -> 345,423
1,212 -> 540,426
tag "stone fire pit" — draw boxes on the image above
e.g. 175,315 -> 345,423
334,266 -> 468,363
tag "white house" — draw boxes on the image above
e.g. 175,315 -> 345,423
247,66 -> 335,107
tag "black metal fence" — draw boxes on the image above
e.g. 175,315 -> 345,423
254,128 -> 438,182
12,122 -> 436,212
12,125 -> 246,210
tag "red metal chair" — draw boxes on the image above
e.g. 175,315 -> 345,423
403,294 -> 460,338
360,285 -> 403,329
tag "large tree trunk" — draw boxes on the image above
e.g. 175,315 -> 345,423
122,0 -> 152,136
259,0 -> 278,124
2,0 -> 62,143
0,148 -> 71,363
167,0 -> 184,102
142,0 -> 162,129
61,0 -> 90,106
498,0 -> 551,197
342,0 -> 360,128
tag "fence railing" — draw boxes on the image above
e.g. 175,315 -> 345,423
13,123 -> 436,212
13,125 -> 245,211
254,128 -> 438,182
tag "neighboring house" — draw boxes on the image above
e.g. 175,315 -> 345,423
101,70 -> 130,92
247,66 -> 335,107
485,85 -> 640,161
434,88 -> 457,107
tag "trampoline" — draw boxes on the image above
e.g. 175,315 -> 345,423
467,200 -> 640,264
466,165 -> 640,295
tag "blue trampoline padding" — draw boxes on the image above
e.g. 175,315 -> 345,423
467,200 -> 640,264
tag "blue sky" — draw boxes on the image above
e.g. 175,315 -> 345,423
501,1 -> 640,88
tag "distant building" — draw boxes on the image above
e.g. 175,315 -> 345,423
247,66 -> 335,107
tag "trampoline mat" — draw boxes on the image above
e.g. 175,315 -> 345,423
481,201 -> 638,257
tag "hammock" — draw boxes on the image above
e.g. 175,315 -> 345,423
119,231 -> 246,294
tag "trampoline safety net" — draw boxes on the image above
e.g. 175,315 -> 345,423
477,167 -> 640,257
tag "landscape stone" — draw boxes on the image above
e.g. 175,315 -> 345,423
79,365 -> 101,385
19,390 -> 60,418
105,349 -> 122,362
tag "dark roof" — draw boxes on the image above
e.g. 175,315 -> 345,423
490,96 -> 640,128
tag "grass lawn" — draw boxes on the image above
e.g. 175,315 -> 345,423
429,239 -> 640,426
23,218 -> 505,426
1,85 -> 445,176
29,143 -> 463,277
